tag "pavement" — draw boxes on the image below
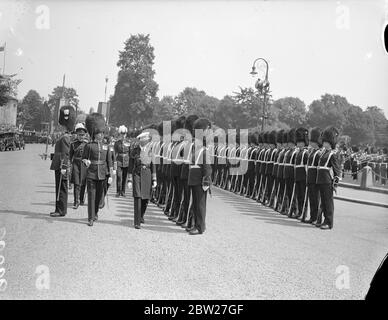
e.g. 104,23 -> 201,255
0,144 -> 387,300
335,186 -> 388,208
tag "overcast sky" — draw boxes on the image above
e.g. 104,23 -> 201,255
1,0 -> 387,115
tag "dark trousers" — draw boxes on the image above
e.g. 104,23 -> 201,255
177,179 -> 190,223
73,184 -> 86,205
263,174 -> 274,202
186,186 -> 194,227
295,180 -> 306,216
318,183 -> 334,227
276,178 -> 285,210
87,178 -> 104,221
189,185 -> 208,233
308,183 -> 320,221
134,197 -> 148,226
164,179 -> 174,214
170,176 -> 181,217
99,178 -> 109,208
54,170 -> 68,215
116,166 -> 128,194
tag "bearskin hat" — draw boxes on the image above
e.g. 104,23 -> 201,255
295,127 -> 309,146
282,130 -> 288,144
287,128 -> 296,144
58,105 -> 76,131
251,131 -> 259,145
85,113 -> 105,138
258,132 -> 264,144
276,130 -> 284,144
193,118 -> 211,131
184,114 -> 199,134
309,127 -> 321,144
269,130 -> 277,145
171,115 -> 186,132
321,126 -> 340,149
262,131 -> 268,144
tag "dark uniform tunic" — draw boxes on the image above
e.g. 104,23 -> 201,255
50,132 -> 71,215
316,148 -> 341,228
129,141 -> 157,227
188,144 -> 212,233
114,139 -> 131,195
70,138 -> 88,205
306,147 -> 322,222
82,141 -> 113,221
294,147 -> 309,218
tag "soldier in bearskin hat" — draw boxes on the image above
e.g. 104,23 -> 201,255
69,122 -> 89,209
262,130 -> 277,205
293,127 -> 309,220
306,127 -> 322,224
187,118 -> 212,235
49,105 -> 76,217
176,114 -> 198,228
82,113 -> 113,226
316,126 -> 341,230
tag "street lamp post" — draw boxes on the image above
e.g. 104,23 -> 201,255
250,58 -> 270,131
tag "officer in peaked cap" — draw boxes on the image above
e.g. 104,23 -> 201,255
69,122 -> 88,209
128,131 -> 157,229
114,125 -> 130,197
50,105 -> 76,217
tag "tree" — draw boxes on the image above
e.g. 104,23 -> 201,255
214,95 -> 237,129
306,94 -> 350,130
151,96 -> 174,122
0,74 -> 22,106
48,86 -> 79,111
18,90 -> 44,131
364,106 -> 388,147
342,104 -> 373,145
271,97 -> 307,128
110,34 -> 159,128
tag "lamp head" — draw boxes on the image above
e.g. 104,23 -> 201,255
250,66 -> 258,76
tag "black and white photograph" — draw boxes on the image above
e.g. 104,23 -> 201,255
0,0 -> 388,303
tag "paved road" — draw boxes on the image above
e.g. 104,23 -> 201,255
336,186 -> 388,205
0,144 -> 387,299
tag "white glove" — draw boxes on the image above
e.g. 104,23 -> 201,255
152,180 -> 157,189
112,170 -> 116,175
82,159 -> 91,167
108,177 -> 113,185
60,169 -> 66,175
127,181 -> 132,189
202,185 -> 210,192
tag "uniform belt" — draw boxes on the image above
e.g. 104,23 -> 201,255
91,160 -> 105,165
318,167 -> 330,170
295,165 -> 306,168
308,166 -> 317,169
284,163 -> 294,166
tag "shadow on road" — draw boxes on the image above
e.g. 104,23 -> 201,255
213,188 -> 314,229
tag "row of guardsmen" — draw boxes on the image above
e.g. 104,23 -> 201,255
210,126 -> 342,230
50,106 -> 213,234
